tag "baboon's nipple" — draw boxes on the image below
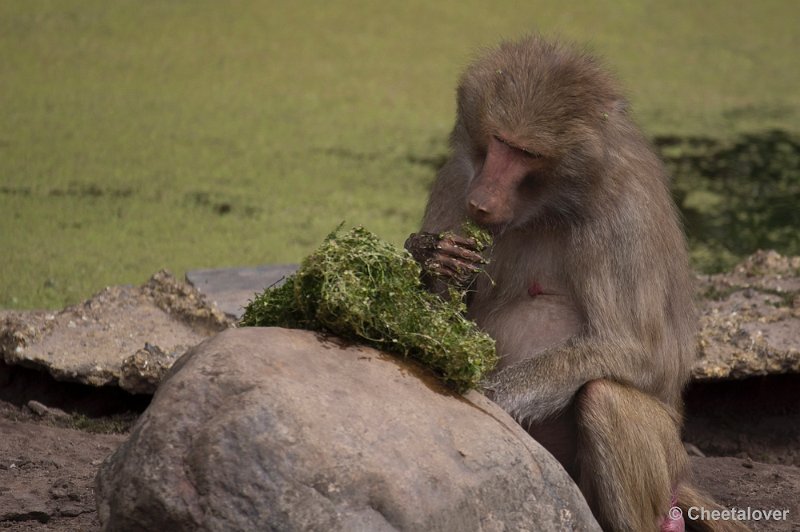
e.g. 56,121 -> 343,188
527,281 -> 544,298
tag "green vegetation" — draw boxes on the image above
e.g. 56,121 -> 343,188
65,412 -> 140,434
1,1 -> 799,308
461,220 -> 494,252
661,130 -> 800,273
2,407 -> 140,434
241,226 -> 496,392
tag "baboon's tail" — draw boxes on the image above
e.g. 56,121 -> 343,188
676,484 -> 750,532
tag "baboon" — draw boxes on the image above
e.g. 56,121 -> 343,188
406,36 -> 746,532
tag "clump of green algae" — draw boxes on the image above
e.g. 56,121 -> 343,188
240,225 -> 496,392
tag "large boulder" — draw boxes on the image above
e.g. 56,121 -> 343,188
96,327 -> 599,531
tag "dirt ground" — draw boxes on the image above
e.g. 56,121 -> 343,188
1,364 -> 799,531
0,413 -> 124,531
684,375 -> 800,467
0,364 -> 144,531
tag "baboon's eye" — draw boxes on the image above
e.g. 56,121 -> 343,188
494,135 -> 542,159
520,147 -> 542,159
493,134 -> 510,147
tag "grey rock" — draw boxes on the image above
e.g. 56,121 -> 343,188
118,342 -> 183,395
0,271 -> 231,392
5,248 -> 793,399
186,264 -> 298,318
96,327 -> 600,532
26,400 -> 70,420
694,251 -> 800,380
186,253 -> 800,384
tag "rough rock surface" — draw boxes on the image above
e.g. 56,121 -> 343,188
694,251 -> 800,380
2,399 -> 797,532
0,271 -> 231,394
96,327 -> 600,532
2,251 -> 797,399
186,253 -> 800,383
186,264 -> 298,318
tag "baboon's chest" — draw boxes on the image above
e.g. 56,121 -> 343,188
467,234 -> 583,370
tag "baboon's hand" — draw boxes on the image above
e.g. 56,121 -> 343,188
405,231 -> 486,289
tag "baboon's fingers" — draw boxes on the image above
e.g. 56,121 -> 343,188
433,253 -> 482,275
426,260 -> 479,286
442,234 -> 482,251
436,239 -> 486,264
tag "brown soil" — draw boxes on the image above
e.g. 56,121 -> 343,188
684,374 -> 800,467
0,413 -> 124,531
691,456 -> 800,532
0,364 -> 145,531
